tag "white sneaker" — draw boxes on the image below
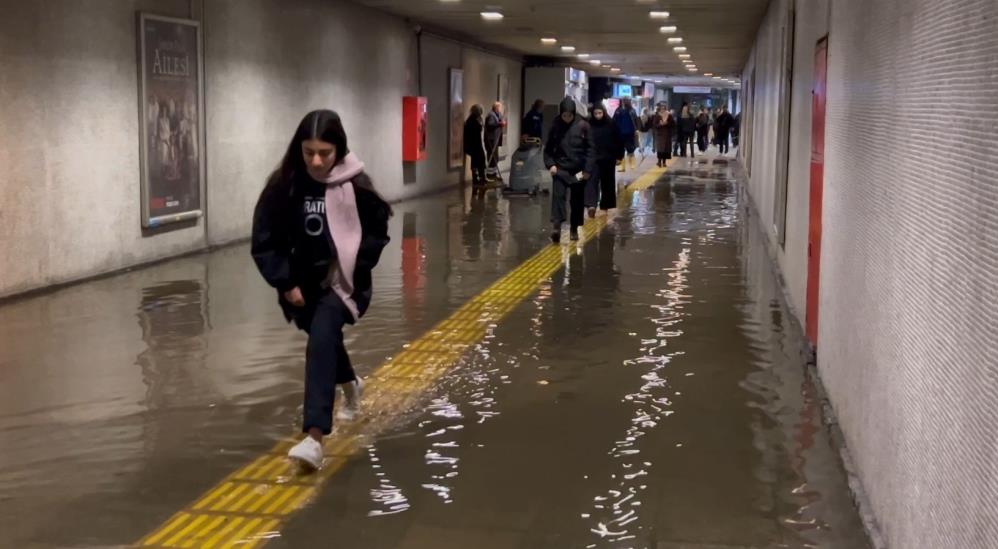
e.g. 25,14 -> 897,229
336,378 -> 364,421
287,436 -> 323,471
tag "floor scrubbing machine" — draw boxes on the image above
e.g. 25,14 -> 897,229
503,137 -> 549,196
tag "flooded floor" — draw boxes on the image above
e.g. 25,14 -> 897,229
0,158 -> 869,548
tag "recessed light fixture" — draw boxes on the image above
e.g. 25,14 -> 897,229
668,37 -> 683,44
610,67 -> 622,72
659,26 -> 677,33
577,53 -> 590,58
480,11 -> 504,20
713,76 -> 723,79
541,37 -> 557,45
654,79 -> 663,83
649,11 -> 670,19
687,67 -> 698,72
673,46 -> 687,52
561,46 -> 576,52
678,54 -> 691,59
704,72 -> 714,77
590,59 -> 601,65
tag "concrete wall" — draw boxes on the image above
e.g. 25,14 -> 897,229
742,0 -> 998,546
0,0 -> 205,298
0,0 -> 523,298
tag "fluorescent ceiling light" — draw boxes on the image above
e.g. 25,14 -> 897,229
659,26 -> 677,33
704,73 -> 714,76
590,59 -> 601,65
610,67 -> 622,72
712,76 -> 723,79
480,11 -> 503,20
673,46 -> 687,52
654,79 -> 663,83
649,11 -> 670,19
541,37 -> 557,45
668,37 -> 683,44
561,46 -> 576,52
678,54 -> 691,59
687,67 -> 698,72
577,53 -> 590,58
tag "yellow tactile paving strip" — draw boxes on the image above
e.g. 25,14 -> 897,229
136,166 -> 666,548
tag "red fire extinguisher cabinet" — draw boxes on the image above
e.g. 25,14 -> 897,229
403,96 -> 428,162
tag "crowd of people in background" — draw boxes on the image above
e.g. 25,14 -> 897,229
461,95 -> 740,243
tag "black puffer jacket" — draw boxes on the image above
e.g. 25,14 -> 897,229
543,98 -> 596,175
251,171 -> 391,322
589,107 -> 625,163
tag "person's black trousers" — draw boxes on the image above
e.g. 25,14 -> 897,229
301,292 -> 356,435
597,159 -> 617,210
585,159 -> 618,210
469,152 -> 486,187
717,131 -> 730,154
679,134 -> 695,157
551,173 -> 586,230
697,130 -> 708,152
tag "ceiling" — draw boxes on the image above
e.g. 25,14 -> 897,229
354,0 -> 769,86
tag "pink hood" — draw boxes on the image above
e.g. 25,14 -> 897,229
322,152 -> 365,320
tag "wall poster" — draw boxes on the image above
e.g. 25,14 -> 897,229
447,68 -> 464,170
137,13 -> 203,228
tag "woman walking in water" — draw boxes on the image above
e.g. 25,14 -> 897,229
252,110 -> 392,471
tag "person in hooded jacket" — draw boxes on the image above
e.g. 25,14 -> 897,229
463,104 -> 487,196
251,109 -> 392,472
544,97 -> 596,243
585,103 -> 625,217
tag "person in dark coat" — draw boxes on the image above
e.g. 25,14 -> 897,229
544,97 -> 596,243
612,97 -> 641,173
585,103 -> 625,216
715,105 -> 735,155
695,107 -> 711,153
677,103 -> 697,158
650,104 -> 675,167
463,104 -> 487,195
251,109 -> 392,472
484,102 -> 506,179
522,99 -> 545,141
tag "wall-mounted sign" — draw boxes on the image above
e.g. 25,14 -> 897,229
673,86 -> 713,94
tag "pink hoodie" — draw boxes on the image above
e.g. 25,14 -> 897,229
322,152 -> 365,320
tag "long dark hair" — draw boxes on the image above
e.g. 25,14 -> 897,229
265,110 -> 390,213
267,110 -> 348,192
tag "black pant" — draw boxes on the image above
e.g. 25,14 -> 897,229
584,159 -> 617,210
551,175 -> 586,230
697,130 -> 708,152
485,140 -> 500,172
679,134 -> 694,157
717,131 -> 730,154
302,292 -> 356,435
469,153 -> 486,187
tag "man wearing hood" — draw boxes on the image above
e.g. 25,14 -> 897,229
544,97 -> 596,243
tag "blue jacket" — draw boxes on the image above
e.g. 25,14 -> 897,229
522,109 -> 544,139
613,107 -> 639,135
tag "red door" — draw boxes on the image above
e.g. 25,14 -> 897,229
806,38 -> 828,345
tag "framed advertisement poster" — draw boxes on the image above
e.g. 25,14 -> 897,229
137,13 -> 204,228
447,68 -> 464,170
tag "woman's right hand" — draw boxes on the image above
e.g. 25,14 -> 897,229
284,287 -> 305,307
